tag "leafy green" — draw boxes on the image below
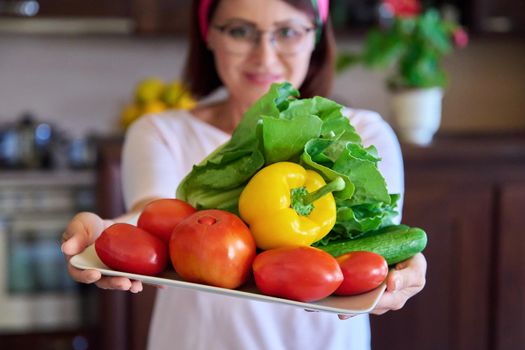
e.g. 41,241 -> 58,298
314,194 -> 400,246
175,83 -> 299,212
176,82 -> 399,239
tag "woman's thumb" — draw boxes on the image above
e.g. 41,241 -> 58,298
61,212 -> 105,257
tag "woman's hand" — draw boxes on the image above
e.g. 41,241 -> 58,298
61,212 -> 144,293
337,253 -> 426,320
371,253 -> 427,315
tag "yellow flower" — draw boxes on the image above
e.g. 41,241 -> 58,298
176,92 -> 197,110
120,77 -> 196,130
134,78 -> 165,104
142,100 -> 167,114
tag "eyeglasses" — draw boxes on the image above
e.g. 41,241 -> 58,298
211,22 -> 316,56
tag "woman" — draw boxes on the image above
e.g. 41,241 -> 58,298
62,0 -> 427,349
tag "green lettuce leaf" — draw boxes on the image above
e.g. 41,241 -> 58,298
176,82 -> 399,238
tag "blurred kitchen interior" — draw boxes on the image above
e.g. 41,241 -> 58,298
0,1 -> 524,350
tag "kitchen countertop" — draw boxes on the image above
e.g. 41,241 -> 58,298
401,132 -> 525,164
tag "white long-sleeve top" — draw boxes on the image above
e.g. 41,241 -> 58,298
121,108 -> 404,350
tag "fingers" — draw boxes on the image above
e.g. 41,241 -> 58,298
95,277 -> 145,293
386,253 -> 427,293
61,212 -> 107,258
61,233 -> 89,259
372,253 -> 427,315
338,314 -> 356,320
68,262 -> 145,294
67,263 -> 102,284
130,280 -> 144,293
304,309 -> 356,320
372,289 -> 410,315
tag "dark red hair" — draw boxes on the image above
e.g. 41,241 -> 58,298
182,0 -> 336,99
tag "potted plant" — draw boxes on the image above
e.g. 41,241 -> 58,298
337,0 -> 468,145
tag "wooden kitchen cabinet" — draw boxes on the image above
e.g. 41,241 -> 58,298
0,0 -> 191,36
494,182 -> 525,349
33,0 -> 131,17
94,136 -> 155,350
131,0 -> 192,36
371,133 -> 525,350
13,0 -> 524,36
428,0 -> 525,35
371,182 -> 492,349
94,133 -> 525,350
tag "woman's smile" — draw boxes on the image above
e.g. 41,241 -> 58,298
243,71 -> 284,86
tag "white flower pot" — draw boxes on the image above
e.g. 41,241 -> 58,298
390,87 -> 443,146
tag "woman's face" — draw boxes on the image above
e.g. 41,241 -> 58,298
207,0 -> 316,107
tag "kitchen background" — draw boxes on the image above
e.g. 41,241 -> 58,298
1,22 -> 525,136
0,0 -> 524,350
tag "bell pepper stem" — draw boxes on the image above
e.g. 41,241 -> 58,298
302,177 -> 345,205
291,177 -> 345,216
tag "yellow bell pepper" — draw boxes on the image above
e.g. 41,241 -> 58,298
239,162 -> 345,250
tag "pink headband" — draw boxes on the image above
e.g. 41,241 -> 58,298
316,0 -> 329,24
198,0 -> 330,41
198,0 -> 214,41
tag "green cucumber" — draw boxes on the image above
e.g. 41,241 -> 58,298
318,225 -> 427,265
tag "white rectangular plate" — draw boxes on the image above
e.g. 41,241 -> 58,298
71,245 -> 386,315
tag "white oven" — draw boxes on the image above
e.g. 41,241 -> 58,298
0,170 -> 96,332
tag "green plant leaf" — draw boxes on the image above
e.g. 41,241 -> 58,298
419,9 -> 452,55
363,29 -> 405,68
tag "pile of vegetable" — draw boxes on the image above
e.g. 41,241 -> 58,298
94,82 -> 427,303
177,82 -> 400,244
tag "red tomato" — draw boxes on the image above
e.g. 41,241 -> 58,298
169,209 -> 256,289
253,246 -> 343,302
137,198 -> 197,243
95,223 -> 168,276
334,251 -> 388,296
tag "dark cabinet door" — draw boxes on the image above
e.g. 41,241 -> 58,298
495,182 -> 525,350
371,175 -> 493,350
371,134 -> 525,350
